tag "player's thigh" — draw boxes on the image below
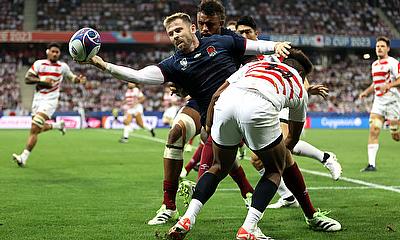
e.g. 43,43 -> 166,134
167,107 -> 201,144
369,112 -> 384,133
123,112 -> 133,125
211,88 -> 243,147
33,99 -> 56,119
211,141 -> 238,177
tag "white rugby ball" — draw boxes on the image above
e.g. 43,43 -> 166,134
69,27 -> 101,62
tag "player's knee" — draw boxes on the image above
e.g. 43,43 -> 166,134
164,113 -> 197,160
369,118 -> 383,131
32,114 -> 45,129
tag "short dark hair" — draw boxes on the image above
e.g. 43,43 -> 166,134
283,48 -> 313,78
376,36 -> 390,47
47,42 -> 61,50
236,16 -> 257,30
198,0 -> 226,21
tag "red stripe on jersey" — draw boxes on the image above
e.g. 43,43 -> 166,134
38,72 -> 62,77
376,92 -> 384,97
276,64 -> 303,98
31,65 -> 35,71
245,74 -> 279,94
372,72 -> 388,77
247,69 -> 287,95
379,60 -> 388,65
42,63 -> 61,67
40,86 -> 59,94
373,80 -> 386,84
245,63 -> 271,74
398,63 -> 400,74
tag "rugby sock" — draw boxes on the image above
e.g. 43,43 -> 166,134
197,137 -> 213,180
192,172 -> 220,204
282,162 -> 316,219
188,137 -> 194,145
368,144 -> 379,167
185,143 -> 204,173
293,140 -> 325,163
163,180 -> 179,210
229,165 -> 254,198
242,207 -> 263,231
21,149 -> 30,161
51,121 -> 62,129
251,177 -> 278,213
182,199 -> 203,225
276,178 -> 293,199
123,125 -> 130,138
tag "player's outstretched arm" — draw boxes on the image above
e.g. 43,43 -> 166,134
245,40 -> 291,58
86,55 -> 165,85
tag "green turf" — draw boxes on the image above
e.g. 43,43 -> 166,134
1,128 -> 399,239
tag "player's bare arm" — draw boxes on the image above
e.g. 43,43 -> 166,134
25,72 -> 55,87
304,77 -> 329,100
285,120 -> 305,151
380,76 -> 400,93
205,81 -> 230,134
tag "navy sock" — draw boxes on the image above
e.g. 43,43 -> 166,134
192,172 -> 220,204
251,177 -> 278,213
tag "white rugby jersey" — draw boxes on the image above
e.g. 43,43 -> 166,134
125,87 -> 144,107
227,59 -> 308,122
28,59 -> 74,100
371,56 -> 400,104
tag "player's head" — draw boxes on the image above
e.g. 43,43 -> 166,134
226,20 -> 237,31
236,16 -> 258,40
197,0 -> 225,36
283,48 -> 313,79
128,83 -> 136,89
375,36 -> 390,59
46,42 -> 61,63
164,12 -> 197,53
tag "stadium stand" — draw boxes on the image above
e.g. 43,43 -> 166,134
0,0 -> 24,30
379,0 -> 400,34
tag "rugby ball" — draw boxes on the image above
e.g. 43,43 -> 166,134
69,27 -> 101,62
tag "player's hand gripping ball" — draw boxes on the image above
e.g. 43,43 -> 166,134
69,28 -> 101,62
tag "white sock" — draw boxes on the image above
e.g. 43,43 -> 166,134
277,178 -> 293,199
51,121 -> 62,129
242,207 -> 263,231
183,199 -> 203,225
258,168 -> 265,176
293,140 -> 325,162
368,144 -> 379,167
123,125 -> 131,138
21,149 -> 30,162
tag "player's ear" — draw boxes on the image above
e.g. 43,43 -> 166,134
46,49 -> 49,55
191,23 -> 196,33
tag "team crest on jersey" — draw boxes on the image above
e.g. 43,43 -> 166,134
180,58 -> 188,70
206,46 -> 217,57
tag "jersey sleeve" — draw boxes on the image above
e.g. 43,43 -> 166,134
28,60 -> 40,75
390,58 -> 400,79
288,93 -> 308,122
62,63 -> 75,81
157,56 -> 175,84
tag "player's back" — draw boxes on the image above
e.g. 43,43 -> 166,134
228,59 -> 306,111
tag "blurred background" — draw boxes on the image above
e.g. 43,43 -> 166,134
1,0 -> 399,129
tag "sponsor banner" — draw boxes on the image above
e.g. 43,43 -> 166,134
102,116 -> 160,129
56,116 -> 81,129
1,31 -> 399,48
0,116 -> 32,128
87,118 -> 101,128
310,117 -> 369,129
0,31 -> 170,44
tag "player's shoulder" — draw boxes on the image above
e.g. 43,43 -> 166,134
33,59 -> 48,65
388,56 -> 399,64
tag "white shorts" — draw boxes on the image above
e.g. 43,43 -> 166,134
126,104 -> 144,116
371,100 -> 400,120
211,87 -> 282,151
31,97 -> 58,118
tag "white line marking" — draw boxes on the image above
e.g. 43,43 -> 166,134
131,132 -> 400,194
218,186 -> 400,191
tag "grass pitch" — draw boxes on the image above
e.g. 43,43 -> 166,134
1,128 -> 399,239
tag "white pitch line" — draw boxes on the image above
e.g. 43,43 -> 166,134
131,133 -> 400,194
218,186 -> 400,191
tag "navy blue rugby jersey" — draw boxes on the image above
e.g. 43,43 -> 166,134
158,34 -> 246,121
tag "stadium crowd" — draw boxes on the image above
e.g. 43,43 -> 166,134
33,0 -> 397,38
0,0 -> 24,31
